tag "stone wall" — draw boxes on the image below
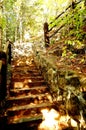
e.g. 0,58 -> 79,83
33,44 -> 86,124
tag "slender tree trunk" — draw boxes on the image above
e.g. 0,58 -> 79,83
0,27 -> 2,50
15,28 -> 17,42
19,19 -> 23,43
0,2 -> 3,50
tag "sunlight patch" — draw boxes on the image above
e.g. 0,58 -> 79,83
14,82 -> 24,89
38,108 -> 60,130
38,108 -> 83,130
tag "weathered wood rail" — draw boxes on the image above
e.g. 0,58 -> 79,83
44,0 -> 85,47
0,41 -> 11,101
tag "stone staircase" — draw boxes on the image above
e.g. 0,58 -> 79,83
5,57 -> 53,129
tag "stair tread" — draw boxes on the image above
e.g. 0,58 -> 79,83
6,57 -> 53,126
12,80 -> 45,83
7,114 -> 42,124
12,76 -> 44,80
7,102 -> 53,111
7,93 -> 52,100
10,86 -> 47,92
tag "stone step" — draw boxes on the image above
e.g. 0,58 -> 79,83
6,57 -> 53,126
7,103 -> 53,124
12,72 -> 42,78
11,81 -> 47,89
8,92 -> 51,100
11,76 -> 44,81
7,102 -> 53,112
7,93 -> 52,107
11,78 -> 45,83
10,85 -> 47,91
12,64 -> 37,69
9,86 -> 48,96
12,66 -> 41,73
7,113 -> 42,124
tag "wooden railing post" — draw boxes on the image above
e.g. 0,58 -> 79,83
8,42 -> 11,64
5,40 -> 12,64
0,51 -> 7,100
44,22 -> 49,47
71,0 -> 76,9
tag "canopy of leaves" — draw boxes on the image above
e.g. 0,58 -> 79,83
1,0 -> 86,43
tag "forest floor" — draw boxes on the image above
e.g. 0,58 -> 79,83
46,38 -> 86,76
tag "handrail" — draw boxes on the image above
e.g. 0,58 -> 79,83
44,0 -> 85,47
49,5 -> 71,31
49,0 -> 84,32
0,41 -> 12,100
4,41 -> 11,64
49,24 -> 65,38
0,51 -> 7,100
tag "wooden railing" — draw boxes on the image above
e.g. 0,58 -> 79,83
0,51 -> 7,100
0,41 -> 11,100
44,0 -> 85,47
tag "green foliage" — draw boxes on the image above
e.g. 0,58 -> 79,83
1,0 -> 86,45
49,0 -> 86,42
1,0 -> 16,42
1,16 -> 6,29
